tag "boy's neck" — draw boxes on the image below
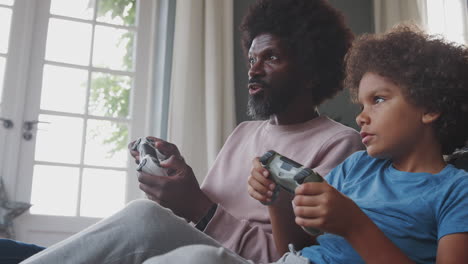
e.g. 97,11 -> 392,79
392,143 -> 446,174
392,155 -> 446,174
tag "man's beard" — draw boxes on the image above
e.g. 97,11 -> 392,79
247,89 -> 295,120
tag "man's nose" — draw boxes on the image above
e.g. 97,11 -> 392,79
248,60 -> 265,79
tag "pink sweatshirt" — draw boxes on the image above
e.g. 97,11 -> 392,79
200,116 -> 364,263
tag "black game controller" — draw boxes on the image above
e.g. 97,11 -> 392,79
132,137 -> 168,176
259,150 -> 323,235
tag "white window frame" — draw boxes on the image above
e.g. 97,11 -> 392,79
0,0 -> 174,245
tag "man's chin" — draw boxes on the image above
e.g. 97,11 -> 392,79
247,96 -> 272,120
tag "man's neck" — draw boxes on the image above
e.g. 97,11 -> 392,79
270,107 -> 319,125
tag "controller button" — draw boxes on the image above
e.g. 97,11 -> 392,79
294,168 -> 313,184
259,151 -> 275,165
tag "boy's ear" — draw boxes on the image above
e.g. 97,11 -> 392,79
422,111 -> 441,124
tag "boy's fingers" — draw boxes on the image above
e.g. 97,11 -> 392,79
248,175 -> 274,197
293,193 -> 324,207
250,168 -> 275,191
252,157 -> 267,172
295,181 -> 327,195
247,185 -> 272,203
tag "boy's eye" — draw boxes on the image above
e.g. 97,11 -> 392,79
374,97 -> 385,104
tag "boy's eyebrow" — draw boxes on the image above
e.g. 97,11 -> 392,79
368,86 -> 393,94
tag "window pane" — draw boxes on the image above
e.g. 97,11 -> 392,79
427,0 -> 466,45
96,0 -> 136,26
80,168 -> 125,218
41,65 -> 88,114
84,119 -> 128,167
0,7 -> 12,53
92,25 -> 134,71
0,0 -> 14,6
35,114 -> 84,164
88,72 -> 131,118
30,165 -> 79,216
45,18 -> 92,66
50,0 -> 94,20
0,57 -> 5,104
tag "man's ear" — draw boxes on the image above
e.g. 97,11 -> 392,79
422,111 -> 441,124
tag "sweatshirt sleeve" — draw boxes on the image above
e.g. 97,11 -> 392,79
311,130 -> 364,178
203,204 -> 281,263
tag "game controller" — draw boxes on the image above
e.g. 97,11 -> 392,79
132,137 -> 168,176
259,150 -> 323,235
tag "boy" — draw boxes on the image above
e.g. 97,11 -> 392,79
142,26 -> 468,264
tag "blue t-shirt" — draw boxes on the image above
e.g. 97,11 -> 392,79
301,151 -> 468,264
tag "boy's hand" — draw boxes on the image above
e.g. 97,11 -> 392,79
247,157 -> 277,204
293,181 -> 365,237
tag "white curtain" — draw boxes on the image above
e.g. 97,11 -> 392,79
167,0 -> 236,182
373,0 -> 428,33
425,0 -> 468,45
374,0 -> 468,45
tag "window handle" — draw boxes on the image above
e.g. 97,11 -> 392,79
22,120 -> 50,141
0,118 -> 14,129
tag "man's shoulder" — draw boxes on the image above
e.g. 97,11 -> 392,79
317,116 -> 359,135
232,120 -> 267,133
311,116 -> 362,145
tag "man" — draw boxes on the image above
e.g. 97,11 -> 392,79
22,0 -> 362,263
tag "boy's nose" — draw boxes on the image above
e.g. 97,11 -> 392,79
355,110 -> 369,127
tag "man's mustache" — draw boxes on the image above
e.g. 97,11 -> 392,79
248,78 -> 269,88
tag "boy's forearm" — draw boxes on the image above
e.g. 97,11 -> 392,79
268,201 -> 315,254
345,212 -> 415,264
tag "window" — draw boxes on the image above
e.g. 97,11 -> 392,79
0,0 -> 172,246
426,0 -> 468,44
0,0 -> 13,113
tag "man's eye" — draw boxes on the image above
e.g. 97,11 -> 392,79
269,55 -> 278,60
248,58 -> 256,65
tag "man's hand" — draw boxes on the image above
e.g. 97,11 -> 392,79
293,181 -> 365,238
128,137 -> 214,223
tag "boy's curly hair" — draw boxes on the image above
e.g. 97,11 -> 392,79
240,0 -> 354,105
345,25 -> 468,154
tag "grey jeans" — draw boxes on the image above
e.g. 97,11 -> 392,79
21,199 -> 310,264
143,244 -> 311,264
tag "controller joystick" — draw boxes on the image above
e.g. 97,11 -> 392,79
132,137 -> 168,176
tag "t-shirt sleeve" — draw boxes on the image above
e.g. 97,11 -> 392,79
324,151 -> 364,192
312,130 -> 364,178
203,204 -> 280,262
437,177 -> 468,239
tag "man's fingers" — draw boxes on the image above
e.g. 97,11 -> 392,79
128,140 -> 137,150
159,155 -> 185,170
139,183 -> 161,203
154,140 -> 181,157
137,171 -> 170,186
